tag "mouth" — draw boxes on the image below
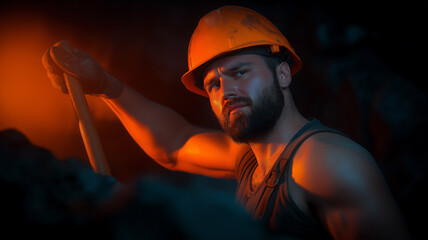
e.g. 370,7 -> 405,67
225,102 -> 249,116
222,97 -> 252,117
229,104 -> 247,113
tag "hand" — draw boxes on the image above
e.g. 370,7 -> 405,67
42,40 -> 123,98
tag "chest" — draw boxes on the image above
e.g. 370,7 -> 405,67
236,156 -> 328,238
250,165 -> 264,191
239,155 -> 311,220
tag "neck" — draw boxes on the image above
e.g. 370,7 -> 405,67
249,92 -> 308,176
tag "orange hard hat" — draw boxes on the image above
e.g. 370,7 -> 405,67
181,5 -> 302,97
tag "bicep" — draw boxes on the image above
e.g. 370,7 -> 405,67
171,129 -> 250,179
320,159 -> 407,240
294,134 -> 408,239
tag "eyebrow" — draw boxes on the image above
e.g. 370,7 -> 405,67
224,62 -> 253,73
202,61 -> 254,88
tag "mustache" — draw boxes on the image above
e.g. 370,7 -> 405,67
222,97 -> 252,115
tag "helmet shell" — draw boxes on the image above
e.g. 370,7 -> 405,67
181,5 -> 302,97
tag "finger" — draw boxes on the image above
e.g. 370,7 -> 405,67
58,40 -> 73,53
73,48 -> 90,58
47,71 -> 68,94
52,40 -> 73,51
50,45 -> 80,75
50,40 -> 83,75
55,40 -> 91,59
42,46 -> 63,74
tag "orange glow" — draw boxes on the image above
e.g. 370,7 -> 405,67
0,11 -> 114,160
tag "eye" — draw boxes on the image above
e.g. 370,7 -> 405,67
205,79 -> 220,93
234,69 -> 248,78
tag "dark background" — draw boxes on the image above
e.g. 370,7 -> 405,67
0,0 -> 427,239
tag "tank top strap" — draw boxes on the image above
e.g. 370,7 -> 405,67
276,118 -> 348,174
235,148 -> 257,205
261,119 -> 348,221
235,118 -> 349,220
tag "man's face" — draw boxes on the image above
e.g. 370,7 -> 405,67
202,54 -> 284,143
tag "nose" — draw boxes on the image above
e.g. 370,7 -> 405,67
217,69 -> 238,100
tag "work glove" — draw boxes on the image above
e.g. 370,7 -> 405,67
42,40 -> 123,98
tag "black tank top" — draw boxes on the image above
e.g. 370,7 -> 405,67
235,119 -> 348,239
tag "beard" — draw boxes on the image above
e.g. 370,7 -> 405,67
219,77 -> 285,143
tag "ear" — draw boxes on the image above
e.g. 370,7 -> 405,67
276,62 -> 291,88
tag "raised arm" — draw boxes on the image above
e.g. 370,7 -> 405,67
102,84 -> 248,178
42,40 -> 247,179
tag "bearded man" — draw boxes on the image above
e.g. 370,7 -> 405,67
42,6 -> 408,240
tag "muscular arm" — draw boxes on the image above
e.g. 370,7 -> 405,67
42,40 -> 246,179
292,133 -> 409,240
102,84 -> 248,178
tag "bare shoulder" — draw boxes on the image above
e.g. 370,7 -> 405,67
291,131 -> 384,201
291,131 -> 409,239
304,131 -> 373,161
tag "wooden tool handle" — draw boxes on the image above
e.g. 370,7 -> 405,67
64,73 -> 111,176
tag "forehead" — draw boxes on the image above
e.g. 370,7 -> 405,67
203,54 -> 266,77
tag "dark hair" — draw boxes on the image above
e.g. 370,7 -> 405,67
260,49 -> 294,76
195,46 -> 294,91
